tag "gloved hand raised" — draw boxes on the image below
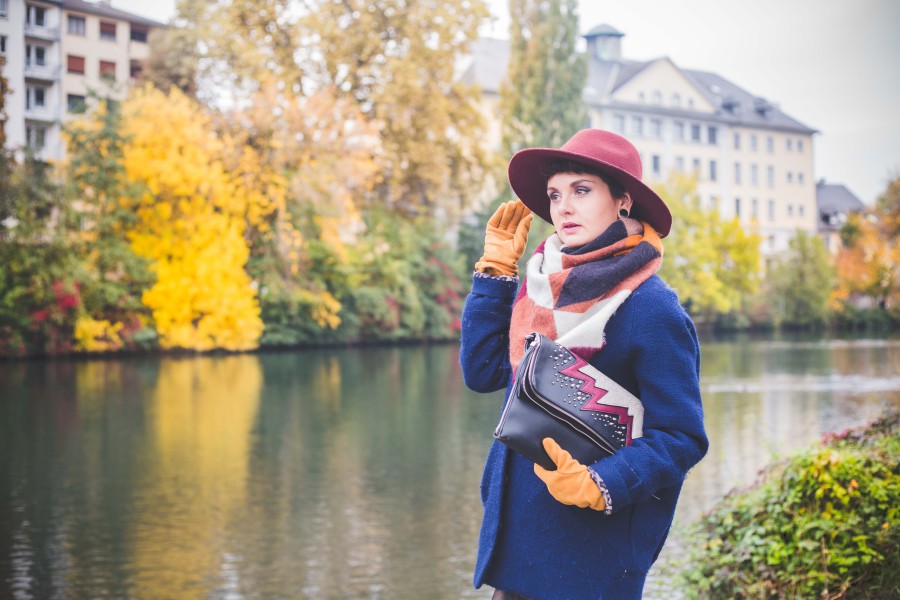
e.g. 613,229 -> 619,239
534,437 -> 607,511
475,200 -> 533,277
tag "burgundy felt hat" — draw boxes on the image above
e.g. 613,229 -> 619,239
508,129 -> 672,237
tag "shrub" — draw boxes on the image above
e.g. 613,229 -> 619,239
679,413 -> 900,599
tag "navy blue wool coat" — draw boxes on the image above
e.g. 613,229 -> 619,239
460,273 -> 708,600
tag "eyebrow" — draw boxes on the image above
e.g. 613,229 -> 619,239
547,177 -> 596,192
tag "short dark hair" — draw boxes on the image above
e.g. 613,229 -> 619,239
540,159 -> 627,199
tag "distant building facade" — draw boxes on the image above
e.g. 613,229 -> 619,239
0,0 -> 163,162
463,25 -> 819,256
816,179 -> 865,254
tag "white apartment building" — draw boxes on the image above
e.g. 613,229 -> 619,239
0,0 -> 162,162
463,25 -> 819,256
1,0 -> 64,160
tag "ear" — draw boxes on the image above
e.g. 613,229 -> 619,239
619,192 -> 634,213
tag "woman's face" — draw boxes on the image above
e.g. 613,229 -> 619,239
547,172 -> 632,248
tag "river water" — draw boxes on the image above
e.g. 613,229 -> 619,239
1,333 -> 898,599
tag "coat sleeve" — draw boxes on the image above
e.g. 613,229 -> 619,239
459,274 -> 519,393
590,288 -> 709,510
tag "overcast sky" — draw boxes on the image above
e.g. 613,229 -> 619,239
115,0 -> 899,204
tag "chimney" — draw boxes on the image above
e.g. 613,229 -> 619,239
583,24 -> 624,62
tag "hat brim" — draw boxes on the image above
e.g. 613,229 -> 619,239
508,147 -> 672,238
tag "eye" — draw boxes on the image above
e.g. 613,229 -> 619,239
548,191 -> 561,202
575,186 -> 591,196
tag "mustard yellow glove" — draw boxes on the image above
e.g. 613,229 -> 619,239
474,200 -> 533,276
533,437 -> 607,511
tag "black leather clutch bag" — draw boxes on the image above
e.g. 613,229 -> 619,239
494,332 -> 644,471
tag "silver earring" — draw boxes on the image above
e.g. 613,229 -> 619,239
618,208 -> 630,218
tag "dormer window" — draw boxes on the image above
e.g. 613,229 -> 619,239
651,90 -> 662,104
671,93 -> 681,108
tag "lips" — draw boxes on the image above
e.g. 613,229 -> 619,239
561,222 -> 581,233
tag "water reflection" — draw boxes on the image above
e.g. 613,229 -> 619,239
0,335 -> 898,599
129,355 -> 262,599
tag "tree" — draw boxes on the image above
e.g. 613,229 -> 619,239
177,0 -> 490,219
656,174 -> 762,321
770,230 -> 835,327
63,99 -> 154,351
833,178 -> 900,314
121,85 -> 265,351
876,172 -> 900,240
138,26 -> 200,97
500,0 -> 587,154
303,0 -> 491,218
216,82 -> 379,344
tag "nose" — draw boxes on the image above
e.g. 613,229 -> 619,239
557,192 -> 575,215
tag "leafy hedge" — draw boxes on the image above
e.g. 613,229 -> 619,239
679,413 -> 900,599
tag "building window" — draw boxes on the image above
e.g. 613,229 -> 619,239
100,21 -> 117,41
130,26 -> 148,43
130,59 -> 143,79
687,98 -> 695,109
733,132 -> 740,150
68,15 -> 86,35
735,197 -> 741,217
26,86 -> 46,110
798,139 -> 804,152
26,5 -> 46,26
798,172 -> 805,184
750,134 -> 758,151
707,126 -> 718,145
709,160 -> 717,182
100,60 -> 117,80
798,204 -> 805,217
788,204 -> 794,217
751,164 -> 758,186
710,196 -> 720,212
751,198 -> 759,219
766,135 -> 774,153
0,35 -> 5,54
767,165 -> 775,187
613,114 -> 625,134
671,93 -> 681,108
690,123 -> 701,142
734,162 -> 741,184
0,0 -> 7,19
649,118 -> 661,138
651,90 -> 662,104
674,156 -> 684,172
787,171 -> 793,184
26,125 -> 46,150
692,158 -> 701,174
652,155 -> 661,177
26,44 -> 46,66
786,138 -> 793,151
632,116 -> 644,136
768,199 -> 775,221
67,94 -> 86,113
673,121 -> 684,141
67,55 -> 86,74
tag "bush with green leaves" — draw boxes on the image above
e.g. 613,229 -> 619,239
679,413 -> 900,599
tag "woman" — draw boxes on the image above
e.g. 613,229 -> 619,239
460,129 -> 708,599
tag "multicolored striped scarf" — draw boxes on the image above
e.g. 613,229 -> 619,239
509,218 -> 663,370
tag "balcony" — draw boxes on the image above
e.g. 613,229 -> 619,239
24,23 -> 60,41
24,106 -> 58,124
24,63 -> 61,82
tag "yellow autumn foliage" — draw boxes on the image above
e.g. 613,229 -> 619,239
74,317 -> 124,352
121,85 -> 266,351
